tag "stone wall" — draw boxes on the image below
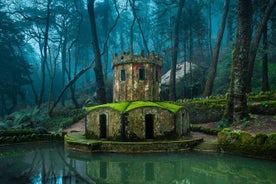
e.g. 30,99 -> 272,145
126,107 -> 179,140
86,107 -> 121,139
175,108 -> 190,136
86,105 -> 190,140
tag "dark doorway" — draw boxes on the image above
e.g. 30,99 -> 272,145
145,114 -> 154,139
100,114 -> 107,138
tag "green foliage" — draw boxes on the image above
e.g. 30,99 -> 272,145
34,108 -> 85,132
0,10 -> 31,116
218,119 -> 230,129
0,129 -> 36,137
0,130 -> 64,144
268,63 -> 276,90
241,118 -> 249,128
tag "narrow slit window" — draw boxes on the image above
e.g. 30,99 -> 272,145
120,69 -> 126,81
139,67 -> 145,80
156,70 -> 159,82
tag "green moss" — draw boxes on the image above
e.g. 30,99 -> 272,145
155,102 -> 183,113
85,101 -> 183,114
254,133 -> 268,145
217,131 -> 229,144
265,133 -> 276,149
126,101 -> 162,112
190,126 -> 219,135
85,101 -> 129,112
239,132 -> 254,144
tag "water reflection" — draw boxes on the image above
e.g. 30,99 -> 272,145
0,143 -> 275,184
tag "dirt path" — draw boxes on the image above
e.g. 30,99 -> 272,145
63,118 -> 85,133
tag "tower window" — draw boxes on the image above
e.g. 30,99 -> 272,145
139,67 -> 145,80
120,69 -> 126,81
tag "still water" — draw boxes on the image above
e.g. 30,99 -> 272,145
0,143 -> 275,184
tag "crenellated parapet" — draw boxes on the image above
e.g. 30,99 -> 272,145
112,50 -> 162,68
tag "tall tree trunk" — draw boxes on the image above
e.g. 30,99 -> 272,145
38,0 -> 51,107
246,0 -> 276,92
87,0 -> 106,104
203,0 -> 230,97
169,0 -> 185,101
262,20 -> 270,91
228,0 -> 252,123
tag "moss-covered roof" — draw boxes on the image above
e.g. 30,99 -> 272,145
85,101 -> 183,113
85,101 -> 129,112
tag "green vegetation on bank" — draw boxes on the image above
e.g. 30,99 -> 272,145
172,91 -> 276,124
218,129 -> 276,160
0,129 -> 64,145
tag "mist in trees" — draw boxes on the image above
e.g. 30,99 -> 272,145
0,0 -> 275,124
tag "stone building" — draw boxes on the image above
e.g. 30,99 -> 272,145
85,51 -> 190,141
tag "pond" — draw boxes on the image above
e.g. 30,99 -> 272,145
0,143 -> 275,184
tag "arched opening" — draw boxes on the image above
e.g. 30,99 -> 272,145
100,114 -> 107,138
145,114 -> 154,139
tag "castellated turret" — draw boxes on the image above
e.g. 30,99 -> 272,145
112,51 -> 162,102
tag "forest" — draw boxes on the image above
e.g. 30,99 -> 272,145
0,0 -> 275,125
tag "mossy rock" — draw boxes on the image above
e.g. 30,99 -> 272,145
254,133 -> 268,145
217,131 -> 229,144
265,133 -> 276,149
239,132 -> 254,145
229,131 -> 240,143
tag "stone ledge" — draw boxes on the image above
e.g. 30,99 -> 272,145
64,133 -> 203,153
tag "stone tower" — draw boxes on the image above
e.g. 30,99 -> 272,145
112,51 -> 162,102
